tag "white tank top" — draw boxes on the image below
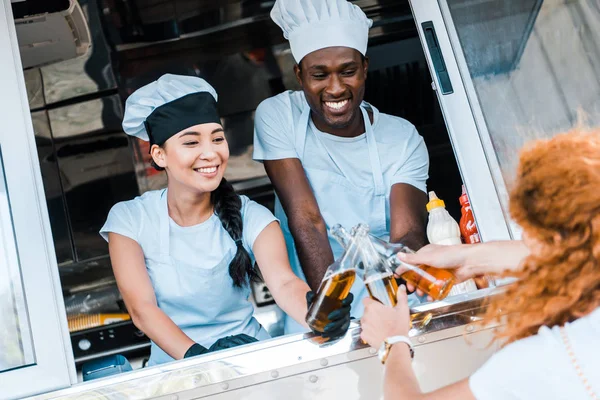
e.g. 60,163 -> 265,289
469,307 -> 600,399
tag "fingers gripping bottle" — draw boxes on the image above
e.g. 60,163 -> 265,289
332,225 -> 456,302
305,227 -> 360,333
369,235 -> 457,301
426,191 -> 477,296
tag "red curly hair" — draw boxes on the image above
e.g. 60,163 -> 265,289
484,128 -> 600,344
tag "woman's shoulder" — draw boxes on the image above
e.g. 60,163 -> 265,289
496,308 -> 600,363
568,306 -> 600,331
238,195 -> 277,227
238,195 -> 271,217
101,190 -> 164,242
235,195 -> 277,251
468,331 -> 561,399
110,189 -> 165,214
470,311 -> 600,399
105,190 -> 164,228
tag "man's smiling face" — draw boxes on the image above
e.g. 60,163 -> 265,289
295,47 -> 368,132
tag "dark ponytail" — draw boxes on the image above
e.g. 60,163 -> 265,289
211,178 -> 257,288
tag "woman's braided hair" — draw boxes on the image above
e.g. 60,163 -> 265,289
211,178 -> 257,288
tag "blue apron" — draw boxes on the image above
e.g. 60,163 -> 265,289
278,103 -> 388,334
146,191 -> 269,365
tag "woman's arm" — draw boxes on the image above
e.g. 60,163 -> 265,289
252,221 -> 311,328
108,232 -> 195,359
360,287 -> 477,400
397,240 -> 529,283
383,345 -> 475,400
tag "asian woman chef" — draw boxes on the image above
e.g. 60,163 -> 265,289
100,74 -> 352,366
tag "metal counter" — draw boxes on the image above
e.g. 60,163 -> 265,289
31,288 -> 502,400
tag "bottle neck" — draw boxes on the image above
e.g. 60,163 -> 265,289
358,235 -> 384,267
338,238 -> 361,269
338,225 -> 370,274
429,206 -> 446,214
331,227 -> 353,249
385,244 -> 415,268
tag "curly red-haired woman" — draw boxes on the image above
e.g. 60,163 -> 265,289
360,128 -> 600,400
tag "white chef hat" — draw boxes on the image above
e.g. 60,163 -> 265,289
271,0 -> 373,63
122,74 -> 220,145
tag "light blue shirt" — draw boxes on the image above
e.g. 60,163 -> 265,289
100,190 -> 276,365
101,191 -> 275,264
253,91 -> 428,332
253,91 -> 429,196
469,307 -> 600,399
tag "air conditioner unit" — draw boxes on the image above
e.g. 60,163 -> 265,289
13,0 -> 91,69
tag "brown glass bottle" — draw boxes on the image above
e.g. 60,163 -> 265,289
365,272 -> 399,306
353,224 -> 401,307
369,236 -> 457,301
330,225 -> 436,331
305,226 -> 362,333
396,264 -> 456,300
305,269 -> 356,333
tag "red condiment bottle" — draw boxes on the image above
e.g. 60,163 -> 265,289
459,185 -> 480,244
459,185 -> 492,289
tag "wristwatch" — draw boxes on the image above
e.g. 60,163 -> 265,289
377,335 -> 414,365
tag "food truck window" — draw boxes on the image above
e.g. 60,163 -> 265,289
447,0 -> 600,180
0,149 -> 35,373
0,4 -> 75,396
411,0 -> 600,239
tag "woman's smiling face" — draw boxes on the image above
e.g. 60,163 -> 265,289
151,122 -> 229,193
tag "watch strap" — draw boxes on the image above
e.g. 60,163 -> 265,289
379,335 -> 414,364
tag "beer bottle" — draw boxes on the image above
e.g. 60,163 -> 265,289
305,227 -> 361,333
331,224 -> 397,306
330,224 -> 352,255
331,224 -> 433,331
369,236 -> 457,301
353,225 -> 399,307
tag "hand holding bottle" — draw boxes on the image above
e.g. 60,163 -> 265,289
395,244 -> 475,283
305,224 -> 363,336
307,290 -> 354,338
360,285 -> 411,349
333,224 -> 456,302
395,240 -> 529,295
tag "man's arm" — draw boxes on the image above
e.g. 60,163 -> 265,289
389,183 -> 428,250
264,158 -> 334,291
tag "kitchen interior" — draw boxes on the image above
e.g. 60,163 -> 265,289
16,0 -> 465,374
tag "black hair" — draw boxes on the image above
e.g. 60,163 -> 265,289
151,158 -> 165,171
151,150 -> 254,288
211,178 -> 257,288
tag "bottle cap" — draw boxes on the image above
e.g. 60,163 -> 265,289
459,184 -> 470,206
426,191 -> 446,212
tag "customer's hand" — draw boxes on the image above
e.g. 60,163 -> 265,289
396,241 -> 529,294
360,285 -> 411,349
307,290 -> 353,339
394,244 -> 474,298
